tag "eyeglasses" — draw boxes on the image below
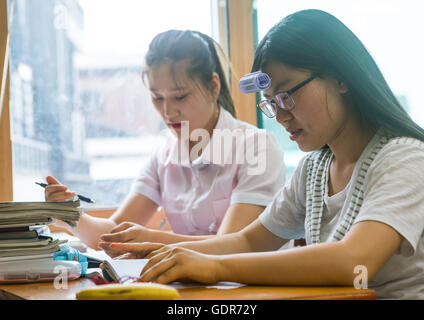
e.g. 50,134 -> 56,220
257,74 -> 318,118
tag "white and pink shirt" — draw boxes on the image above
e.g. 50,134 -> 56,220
131,108 -> 286,235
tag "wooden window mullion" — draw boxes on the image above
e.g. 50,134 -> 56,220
0,0 -> 13,202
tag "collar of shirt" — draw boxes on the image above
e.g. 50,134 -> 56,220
163,107 -> 236,169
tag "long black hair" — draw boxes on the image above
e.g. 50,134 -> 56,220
143,30 -> 236,117
252,9 -> 424,141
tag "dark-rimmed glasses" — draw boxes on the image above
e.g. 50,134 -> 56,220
258,74 -> 318,118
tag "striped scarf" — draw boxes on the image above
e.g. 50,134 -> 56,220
304,132 -> 403,244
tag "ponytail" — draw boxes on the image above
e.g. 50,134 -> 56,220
193,31 -> 236,117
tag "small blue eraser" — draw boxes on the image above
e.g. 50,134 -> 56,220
239,71 -> 271,94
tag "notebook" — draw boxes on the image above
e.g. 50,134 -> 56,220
102,259 -> 148,283
0,235 -> 53,248
0,239 -> 67,257
0,229 -> 39,240
0,218 -> 53,228
0,200 -> 82,227
0,252 -> 54,262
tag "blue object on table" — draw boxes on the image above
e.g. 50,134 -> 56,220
54,245 -> 88,276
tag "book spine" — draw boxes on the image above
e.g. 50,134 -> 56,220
0,226 -> 30,233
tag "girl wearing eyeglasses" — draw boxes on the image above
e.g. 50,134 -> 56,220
105,10 -> 424,299
45,30 -> 286,252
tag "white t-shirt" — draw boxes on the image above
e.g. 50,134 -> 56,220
259,132 -> 424,299
131,108 -> 286,235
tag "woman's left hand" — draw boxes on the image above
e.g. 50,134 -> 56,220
98,222 -> 154,257
109,242 -> 223,284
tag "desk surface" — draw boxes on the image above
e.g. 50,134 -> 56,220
0,278 -> 376,300
0,233 -> 376,300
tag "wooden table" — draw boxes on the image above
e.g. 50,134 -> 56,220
0,278 -> 376,300
0,233 -> 376,300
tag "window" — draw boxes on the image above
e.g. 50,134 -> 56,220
255,0 -> 424,177
8,0 -> 214,207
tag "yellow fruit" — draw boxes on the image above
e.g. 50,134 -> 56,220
76,282 -> 179,300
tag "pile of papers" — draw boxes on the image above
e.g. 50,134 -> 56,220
0,200 -> 82,228
0,200 -> 83,281
0,228 -> 66,261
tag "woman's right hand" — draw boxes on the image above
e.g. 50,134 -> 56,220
44,175 -> 76,202
102,243 -> 222,284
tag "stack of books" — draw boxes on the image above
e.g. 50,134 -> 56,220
0,200 -> 82,264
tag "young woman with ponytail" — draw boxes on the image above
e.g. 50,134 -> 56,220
44,30 -> 286,252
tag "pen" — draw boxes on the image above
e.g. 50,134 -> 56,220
35,182 -> 96,203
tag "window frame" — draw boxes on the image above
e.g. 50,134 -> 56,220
0,0 -> 13,202
227,0 -> 257,126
